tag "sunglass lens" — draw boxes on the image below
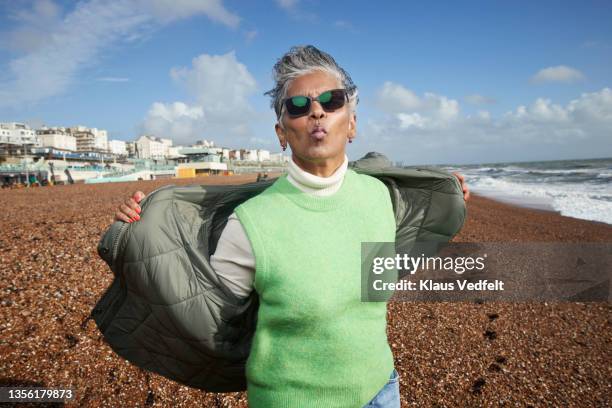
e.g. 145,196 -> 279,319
318,91 -> 333,104
321,90 -> 346,111
286,96 -> 310,116
291,96 -> 308,107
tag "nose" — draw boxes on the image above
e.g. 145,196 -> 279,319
309,101 -> 326,120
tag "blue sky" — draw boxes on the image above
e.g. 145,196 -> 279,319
1,0 -> 611,164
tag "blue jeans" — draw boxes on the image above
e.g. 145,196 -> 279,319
363,368 -> 400,408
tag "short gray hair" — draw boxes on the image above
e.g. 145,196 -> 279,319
265,45 -> 359,120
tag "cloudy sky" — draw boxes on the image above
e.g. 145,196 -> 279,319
0,0 -> 610,164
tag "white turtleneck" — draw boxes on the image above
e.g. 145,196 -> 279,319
211,155 -> 348,298
286,154 -> 348,196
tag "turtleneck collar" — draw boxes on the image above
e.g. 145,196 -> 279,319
286,155 -> 348,197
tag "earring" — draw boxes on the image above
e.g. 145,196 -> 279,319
348,139 -> 353,143
282,144 -> 287,151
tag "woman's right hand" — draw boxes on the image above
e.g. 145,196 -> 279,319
114,191 -> 146,223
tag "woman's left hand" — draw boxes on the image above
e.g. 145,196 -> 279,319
452,172 -> 470,201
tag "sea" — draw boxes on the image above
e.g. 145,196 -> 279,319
437,157 -> 612,225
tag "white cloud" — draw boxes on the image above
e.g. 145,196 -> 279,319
274,0 -> 316,21
397,113 -> 428,129
464,94 -> 496,105
2,0 -> 63,53
376,82 -> 421,112
142,52 -> 262,146
8,0 -> 61,24
531,65 -> 585,84
0,0 -> 240,109
97,77 -> 130,82
375,82 -> 460,124
361,85 -> 612,164
169,52 -> 257,117
275,0 -> 299,10
505,98 -> 568,122
142,102 -> 206,145
145,0 -> 239,27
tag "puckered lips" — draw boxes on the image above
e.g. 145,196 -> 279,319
309,125 -> 327,141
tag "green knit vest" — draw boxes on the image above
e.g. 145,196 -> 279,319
235,169 -> 396,408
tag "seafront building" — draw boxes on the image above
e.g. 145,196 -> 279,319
37,127 -> 77,152
0,122 -> 287,187
107,140 -> 127,156
0,123 -> 40,159
134,135 -> 172,159
71,126 -> 108,152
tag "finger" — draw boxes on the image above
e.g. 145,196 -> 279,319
125,197 -> 141,213
120,203 -> 140,221
114,211 -> 133,223
453,172 -> 464,182
133,191 -> 145,203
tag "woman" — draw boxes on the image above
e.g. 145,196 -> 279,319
114,45 -> 469,408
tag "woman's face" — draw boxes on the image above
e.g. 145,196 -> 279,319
275,70 -> 356,175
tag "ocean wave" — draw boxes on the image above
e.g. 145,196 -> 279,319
467,176 -> 612,225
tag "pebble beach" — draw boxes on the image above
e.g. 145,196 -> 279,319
1,175 -> 610,407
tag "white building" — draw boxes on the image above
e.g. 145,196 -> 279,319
241,149 -> 259,161
107,139 -> 127,156
37,127 -> 77,151
70,126 -> 109,152
160,138 -> 172,153
168,146 -> 186,159
0,122 -> 39,146
269,152 -> 289,163
92,128 -> 108,151
257,149 -> 271,162
126,141 -> 136,157
135,135 -> 172,159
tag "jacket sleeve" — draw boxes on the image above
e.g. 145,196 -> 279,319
97,220 -> 130,277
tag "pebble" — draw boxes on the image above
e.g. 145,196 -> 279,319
0,177 -> 610,406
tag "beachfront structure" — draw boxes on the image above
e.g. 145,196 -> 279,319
241,149 -> 258,161
30,147 -> 115,162
177,146 -> 222,163
107,139 -> 127,156
257,149 -> 271,162
161,138 -> 172,151
0,122 -> 39,146
236,149 -> 272,162
70,126 -> 108,153
37,127 -> 77,152
167,146 -> 187,159
269,152 -> 289,163
126,141 -> 136,157
176,161 -> 227,177
135,135 -> 172,159
0,122 -> 40,160
228,149 -> 242,160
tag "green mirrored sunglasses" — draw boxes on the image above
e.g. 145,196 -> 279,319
282,89 -> 348,118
